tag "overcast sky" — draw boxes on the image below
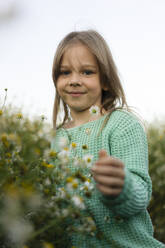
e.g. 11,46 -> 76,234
0,0 -> 165,124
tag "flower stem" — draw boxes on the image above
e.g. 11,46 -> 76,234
2,89 -> 8,110
28,218 -> 58,240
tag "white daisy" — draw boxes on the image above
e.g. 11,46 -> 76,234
70,142 -> 77,149
72,195 -> 86,209
83,154 -> 93,168
89,105 -> 100,115
80,180 -> 94,191
66,178 -> 79,191
73,157 -> 80,166
58,137 -> 68,149
58,187 -> 66,199
84,180 -> 94,190
44,178 -> 51,186
58,149 -> 70,164
62,208 -> 69,217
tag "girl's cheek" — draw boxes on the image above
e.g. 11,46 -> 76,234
57,78 -> 67,86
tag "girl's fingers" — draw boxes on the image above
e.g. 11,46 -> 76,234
96,184 -> 122,196
93,152 -> 125,196
91,166 -> 125,179
95,157 -> 124,168
93,175 -> 124,187
98,149 -> 108,158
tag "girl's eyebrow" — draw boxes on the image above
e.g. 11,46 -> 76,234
60,65 -> 69,68
81,64 -> 98,69
60,64 -> 97,69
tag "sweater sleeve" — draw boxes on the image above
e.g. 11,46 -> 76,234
99,113 -> 152,218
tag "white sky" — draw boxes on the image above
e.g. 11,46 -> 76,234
0,0 -> 165,124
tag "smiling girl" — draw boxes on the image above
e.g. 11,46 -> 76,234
51,30 -> 164,247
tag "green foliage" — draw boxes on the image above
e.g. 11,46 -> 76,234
0,106 -> 95,248
147,123 -> 165,244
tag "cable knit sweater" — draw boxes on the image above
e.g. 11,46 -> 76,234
51,110 -> 165,248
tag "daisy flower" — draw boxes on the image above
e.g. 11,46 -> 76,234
58,137 -> 68,149
66,178 -> 79,191
89,105 -> 100,115
82,144 -> 88,150
41,161 -> 54,168
83,154 -> 93,168
16,113 -> 23,119
62,208 -> 69,217
43,242 -> 54,248
84,180 -> 94,191
73,157 -> 80,166
80,180 -> 94,191
70,142 -> 77,149
58,149 -> 70,164
58,187 -> 67,199
48,150 -> 57,158
72,195 -> 86,209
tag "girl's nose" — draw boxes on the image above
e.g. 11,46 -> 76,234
69,82 -> 82,87
69,72 -> 82,86
72,71 -> 82,80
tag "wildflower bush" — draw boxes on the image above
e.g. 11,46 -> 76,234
0,103 -> 95,247
147,123 -> 165,244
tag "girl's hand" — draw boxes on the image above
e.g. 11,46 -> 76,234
91,150 -> 125,196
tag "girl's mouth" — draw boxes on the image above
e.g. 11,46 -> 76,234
68,92 -> 86,97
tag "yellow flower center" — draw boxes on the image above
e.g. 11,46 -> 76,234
66,177 -> 73,183
16,113 -> 23,119
71,142 -> 77,148
82,144 -> 88,150
72,182 -> 78,189
64,147 -> 69,151
87,158 -> 91,163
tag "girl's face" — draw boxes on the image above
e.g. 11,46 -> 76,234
56,43 -> 103,116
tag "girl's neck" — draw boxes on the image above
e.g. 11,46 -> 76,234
64,108 -> 107,129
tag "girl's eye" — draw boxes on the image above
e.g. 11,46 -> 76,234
60,70 -> 70,76
83,70 -> 94,75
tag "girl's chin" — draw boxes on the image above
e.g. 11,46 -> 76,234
69,106 -> 91,113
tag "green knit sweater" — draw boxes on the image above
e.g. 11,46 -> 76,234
51,110 -> 165,248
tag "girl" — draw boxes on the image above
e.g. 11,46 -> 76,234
51,30 -> 164,247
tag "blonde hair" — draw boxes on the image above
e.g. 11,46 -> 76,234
52,30 -> 128,129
